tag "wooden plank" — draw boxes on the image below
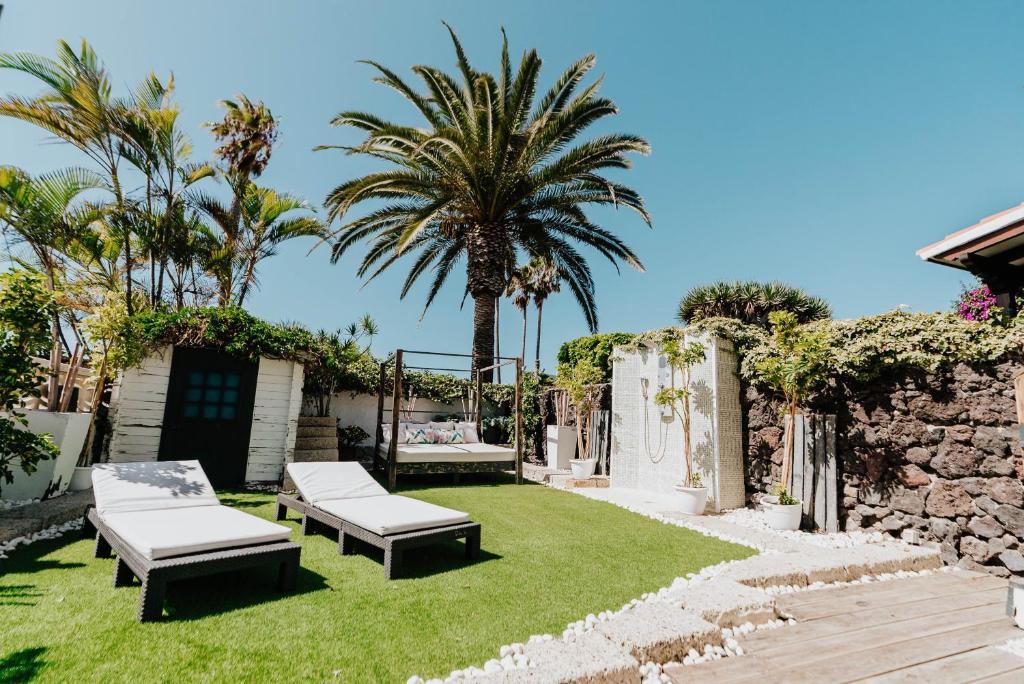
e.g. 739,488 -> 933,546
791,414 -> 804,511
778,571 -> 996,608
748,620 -> 1023,684
974,666 -> 1024,684
862,646 -> 1024,683
787,576 -> 1008,622
813,415 -> 826,530
1014,372 -> 1024,424
745,588 -> 1004,650
824,415 -> 837,532
683,602 -> 1005,681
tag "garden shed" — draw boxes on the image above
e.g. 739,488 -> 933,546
610,332 -> 745,512
107,344 -> 304,487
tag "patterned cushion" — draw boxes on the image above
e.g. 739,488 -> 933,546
406,428 -> 433,444
433,428 -> 465,444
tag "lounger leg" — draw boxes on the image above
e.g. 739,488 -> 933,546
81,510 -> 96,539
278,557 -> 298,592
138,576 -> 165,622
94,533 -> 112,559
338,531 -> 354,556
113,557 -> 134,587
301,515 -> 315,536
466,531 -> 481,561
384,546 -> 402,580
276,502 -> 288,521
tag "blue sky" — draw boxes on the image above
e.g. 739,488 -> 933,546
2,1 -> 1023,370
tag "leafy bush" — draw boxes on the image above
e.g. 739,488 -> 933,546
338,425 -> 370,447
0,269 -> 60,491
557,332 -> 637,381
677,281 -> 831,326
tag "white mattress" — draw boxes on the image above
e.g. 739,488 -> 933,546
92,460 -> 220,514
379,443 -> 516,464
315,495 -> 470,535
287,461 -> 388,504
101,505 -> 292,560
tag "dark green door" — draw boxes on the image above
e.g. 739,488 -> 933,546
159,347 -> 259,488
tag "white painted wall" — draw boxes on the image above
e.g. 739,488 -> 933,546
107,345 -> 304,482
610,333 -> 745,512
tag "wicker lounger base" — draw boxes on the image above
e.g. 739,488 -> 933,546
275,494 -> 480,580
83,506 -> 301,622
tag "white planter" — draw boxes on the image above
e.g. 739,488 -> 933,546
765,501 -> 803,531
673,485 -> 708,515
570,458 -> 596,479
69,466 -> 93,492
546,425 -> 577,470
1,411 -> 91,501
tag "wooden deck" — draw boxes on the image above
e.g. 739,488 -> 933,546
666,571 -> 1023,683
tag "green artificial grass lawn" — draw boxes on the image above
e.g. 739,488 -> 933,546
0,478 -> 753,683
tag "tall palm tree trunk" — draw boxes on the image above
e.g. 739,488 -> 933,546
534,299 -> 544,372
520,307 -> 528,364
45,265 -> 61,411
494,297 -> 501,383
472,294 -> 496,383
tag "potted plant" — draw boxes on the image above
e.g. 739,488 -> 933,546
338,425 -> 370,461
754,311 -> 831,530
555,359 -> 604,479
545,389 -> 575,470
653,338 -> 707,515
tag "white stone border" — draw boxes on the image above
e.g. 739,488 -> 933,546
0,517 -> 84,560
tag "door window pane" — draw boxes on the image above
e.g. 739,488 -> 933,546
181,369 -> 244,421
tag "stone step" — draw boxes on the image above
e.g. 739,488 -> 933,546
296,426 -> 336,438
292,448 -> 339,462
298,416 -> 336,427
549,473 -> 610,489
295,436 -> 337,450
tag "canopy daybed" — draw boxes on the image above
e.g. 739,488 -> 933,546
373,349 -> 524,490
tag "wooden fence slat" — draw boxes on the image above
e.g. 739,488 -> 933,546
824,415 -> 838,532
813,415 -> 826,530
790,414 -> 804,512
801,415 -> 813,521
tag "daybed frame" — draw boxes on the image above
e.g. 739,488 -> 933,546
83,504 -> 301,622
373,348 -> 524,489
275,493 -> 480,579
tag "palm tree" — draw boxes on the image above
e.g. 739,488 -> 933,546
529,257 -> 562,372
202,95 -> 279,305
118,73 -> 215,307
0,166 -> 103,408
233,187 -> 324,306
677,281 -> 832,327
319,24 -> 650,381
505,264 -> 533,363
0,40 -> 137,313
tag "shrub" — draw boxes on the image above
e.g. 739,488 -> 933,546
0,269 -> 60,491
556,332 -> 637,381
677,281 -> 831,326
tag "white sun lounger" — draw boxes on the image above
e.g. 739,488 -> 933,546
276,462 -> 480,579
84,460 -> 300,621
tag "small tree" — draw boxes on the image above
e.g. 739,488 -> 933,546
0,269 -> 61,491
555,359 -> 604,460
653,338 -> 706,487
754,311 -> 831,496
302,315 -> 377,417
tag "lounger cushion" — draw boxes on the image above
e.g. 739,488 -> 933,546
315,495 -> 470,535
101,505 -> 292,560
287,461 -> 388,504
92,460 -> 220,514
379,443 -> 516,463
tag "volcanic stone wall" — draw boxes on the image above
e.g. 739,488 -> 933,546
743,360 -> 1024,576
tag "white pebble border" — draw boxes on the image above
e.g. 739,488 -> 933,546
995,637 -> 1024,659
0,517 -> 84,560
0,497 -> 39,511
717,507 -> 885,549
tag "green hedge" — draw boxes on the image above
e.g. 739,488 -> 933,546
556,332 -> 638,381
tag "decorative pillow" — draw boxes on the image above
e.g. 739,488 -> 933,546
406,428 -> 433,444
429,420 -> 455,433
433,428 -> 465,444
455,421 -> 480,443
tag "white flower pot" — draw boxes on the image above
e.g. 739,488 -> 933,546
1,411 -> 91,501
69,466 -> 93,492
570,458 -> 596,479
673,485 -> 708,515
546,425 -> 577,470
765,501 -> 803,530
